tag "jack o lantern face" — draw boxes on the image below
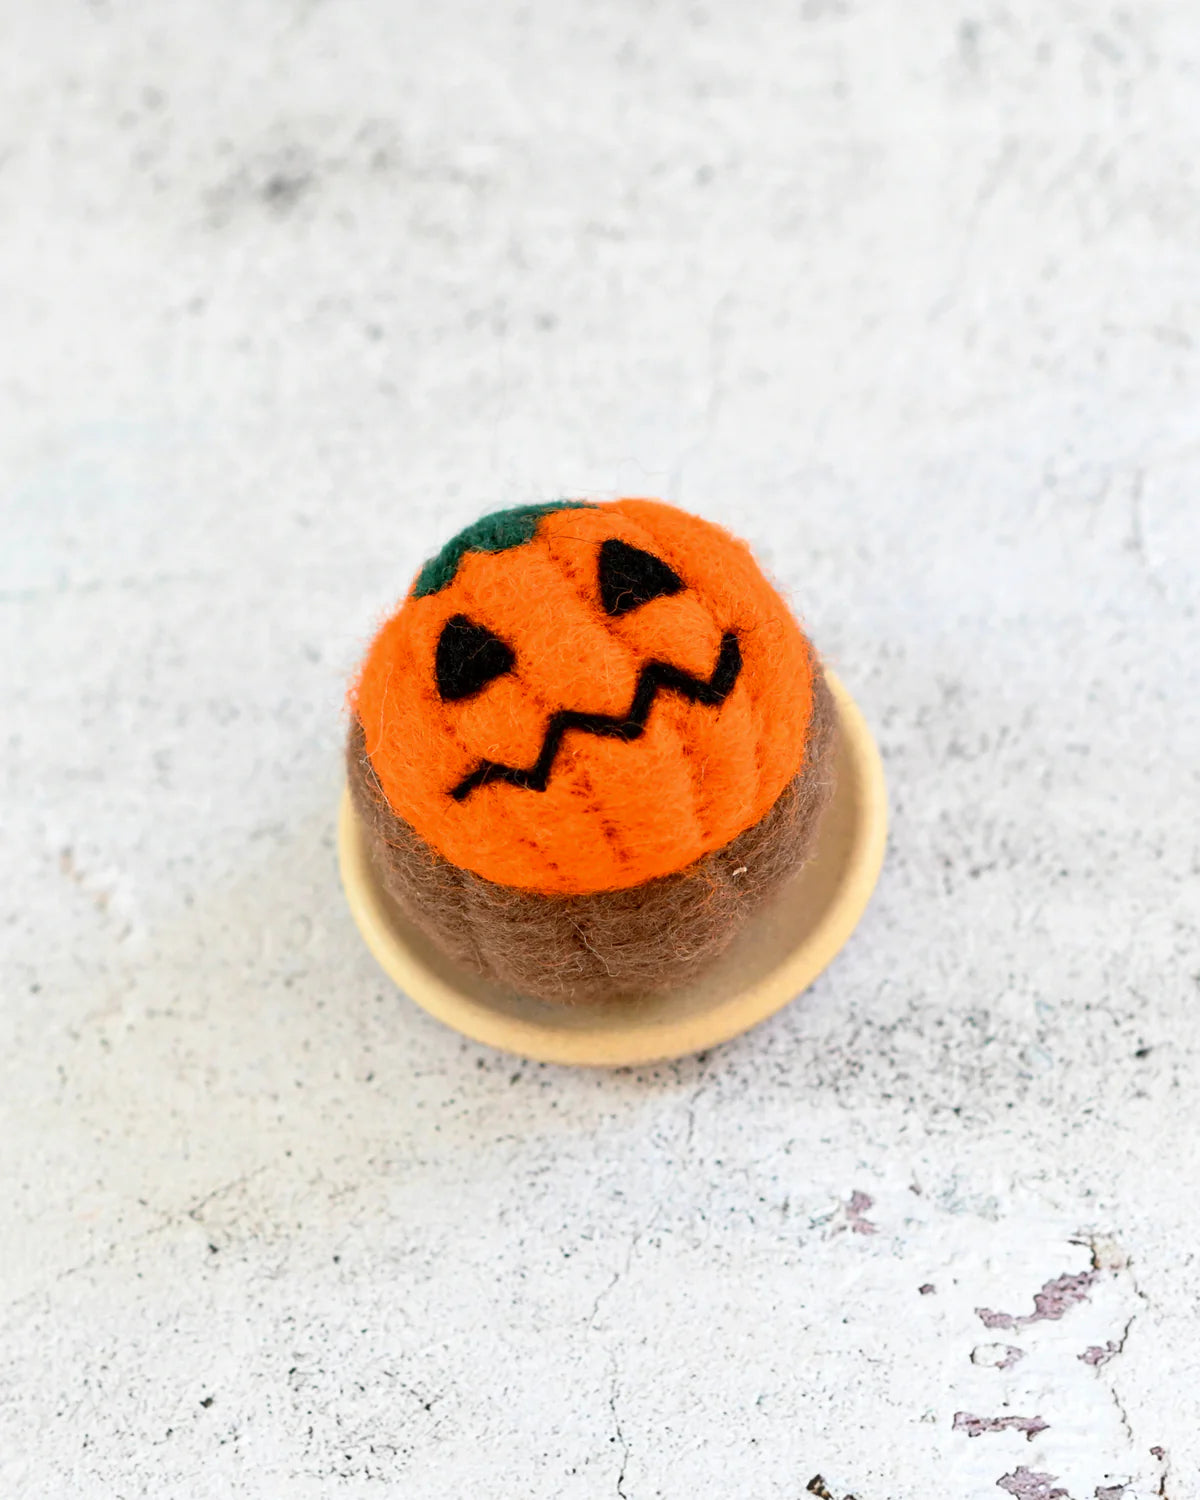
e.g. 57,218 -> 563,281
354,499 -> 816,895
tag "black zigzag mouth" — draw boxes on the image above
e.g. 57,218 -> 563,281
450,632 -> 743,802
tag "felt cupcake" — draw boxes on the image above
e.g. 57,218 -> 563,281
347,498 -> 837,1002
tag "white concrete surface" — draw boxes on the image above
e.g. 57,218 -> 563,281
2,2 -> 1198,1496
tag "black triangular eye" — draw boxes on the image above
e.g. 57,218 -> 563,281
435,614 -> 515,701
598,538 -> 685,616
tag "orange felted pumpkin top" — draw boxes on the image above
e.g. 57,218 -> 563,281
352,499 -> 818,896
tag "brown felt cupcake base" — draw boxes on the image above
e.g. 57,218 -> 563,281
339,670 -> 886,1066
346,664 -> 838,1005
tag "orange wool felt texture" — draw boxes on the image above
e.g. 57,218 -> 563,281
352,499 -> 817,897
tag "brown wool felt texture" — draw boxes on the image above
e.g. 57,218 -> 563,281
346,662 -> 838,1004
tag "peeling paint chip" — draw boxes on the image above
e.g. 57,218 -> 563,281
977,1270 -> 1097,1331
954,1411 -> 1048,1442
971,1343 -> 1026,1370
996,1468 -> 1069,1500
1078,1341 -> 1120,1367
845,1190 -> 878,1235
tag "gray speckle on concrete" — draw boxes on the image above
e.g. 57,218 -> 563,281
1,2 -> 1197,1497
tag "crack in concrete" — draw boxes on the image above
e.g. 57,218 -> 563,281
1078,1237 -> 1146,1459
680,1054 -> 713,1158
1098,1314 -> 1138,1449
1150,1446 -> 1170,1497
609,1376 -> 629,1499
589,1208 -> 661,1328
589,1267 -> 623,1329
2,1165 -> 276,1315
184,1166 -> 271,1224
